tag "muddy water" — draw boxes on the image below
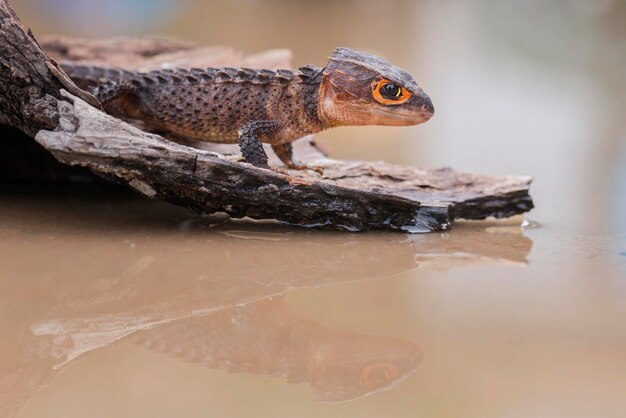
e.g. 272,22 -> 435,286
0,189 -> 624,418
3,0 -> 626,417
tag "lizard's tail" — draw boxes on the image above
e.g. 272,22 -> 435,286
61,62 -> 137,103
60,62 -> 130,92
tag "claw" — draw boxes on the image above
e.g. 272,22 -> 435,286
272,166 -> 290,175
286,162 -> 324,175
272,163 -> 324,175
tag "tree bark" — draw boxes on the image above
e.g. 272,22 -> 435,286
0,0 -> 533,232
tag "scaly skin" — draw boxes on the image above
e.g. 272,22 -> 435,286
62,47 -> 434,169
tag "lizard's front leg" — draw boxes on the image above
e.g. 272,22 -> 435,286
237,121 -> 279,169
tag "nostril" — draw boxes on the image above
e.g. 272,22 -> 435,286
421,97 -> 434,114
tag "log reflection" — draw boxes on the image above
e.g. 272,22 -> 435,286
0,194 -> 532,415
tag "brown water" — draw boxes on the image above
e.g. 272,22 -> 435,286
1,189 -> 624,418
3,0 -> 626,417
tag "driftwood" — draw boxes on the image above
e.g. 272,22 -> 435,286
0,0 -> 533,232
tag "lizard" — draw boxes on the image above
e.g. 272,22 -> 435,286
61,47 -> 434,170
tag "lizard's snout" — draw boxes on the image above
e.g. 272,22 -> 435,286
416,94 -> 434,121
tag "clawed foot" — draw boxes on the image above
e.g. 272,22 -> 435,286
287,162 -> 324,175
272,163 -> 324,175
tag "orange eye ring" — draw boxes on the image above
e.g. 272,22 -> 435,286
360,362 -> 401,389
371,79 -> 412,105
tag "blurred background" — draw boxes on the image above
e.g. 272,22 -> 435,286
2,1 -> 626,418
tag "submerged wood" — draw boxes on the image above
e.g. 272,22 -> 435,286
0,0 -> 533,231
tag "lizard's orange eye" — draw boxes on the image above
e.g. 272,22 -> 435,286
371,79 -> 411,105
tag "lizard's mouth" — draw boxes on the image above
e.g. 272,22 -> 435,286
368,106 -> 433,126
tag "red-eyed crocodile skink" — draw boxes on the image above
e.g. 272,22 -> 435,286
62,47 -> 434,170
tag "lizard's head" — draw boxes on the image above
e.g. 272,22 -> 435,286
318,47 -> 434,127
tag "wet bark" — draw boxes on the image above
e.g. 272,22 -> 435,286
0,0 -> 533,232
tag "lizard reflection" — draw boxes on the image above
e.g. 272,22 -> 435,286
0,202 -> 532,416
129,297 -> 422,403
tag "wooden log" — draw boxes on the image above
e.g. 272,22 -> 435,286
0,0 -> 533,232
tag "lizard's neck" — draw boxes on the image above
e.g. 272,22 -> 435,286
300,79 -> 326,131
315,70 -> 352,129
274,69 -> 328,138
281,64 -> 331,135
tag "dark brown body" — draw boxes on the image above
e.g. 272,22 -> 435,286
63,48 -> 434,169
102,67 -> 324,145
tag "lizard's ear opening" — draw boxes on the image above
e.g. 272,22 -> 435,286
371,78 -> 412,106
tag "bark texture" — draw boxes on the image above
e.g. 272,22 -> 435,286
0,1 -> 533,232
